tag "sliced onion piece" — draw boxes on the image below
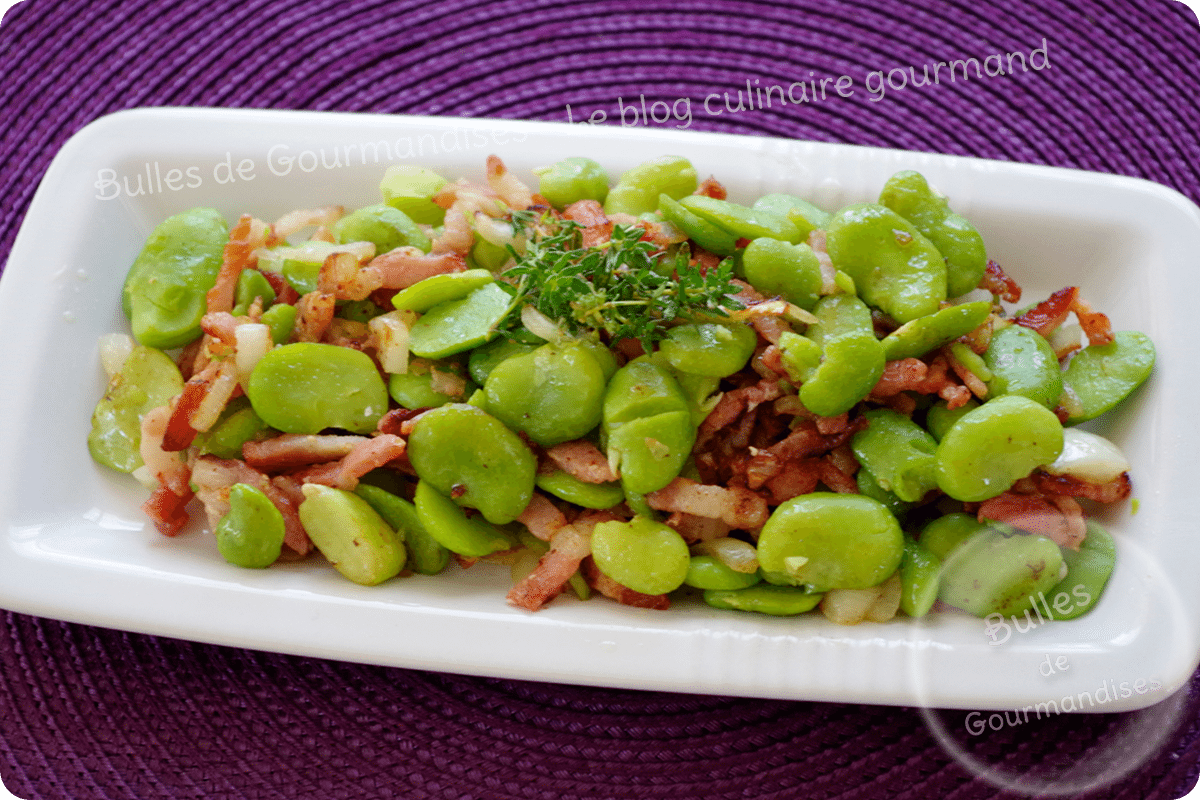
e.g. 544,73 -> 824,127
234,323 -> 272,389
1043,428 -> 1131,484
369,310 -> 418,374
692,536 -> 759,574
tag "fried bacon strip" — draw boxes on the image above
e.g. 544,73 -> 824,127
293,290 -> 337,343
646,477 -> 769,530
699,379 -> 783,440
977,491 -> 1086,551
516,493 -> 570,542
142,484 -> 194,537
242,434 -> 367,472
694,176 -> 727,200
544,439 -> 617,484
563,199 -> 613,248
486,154 -> 534,210
272,206 -> 342,242
582,558 -> 670,610
161,358 -> 239,451
980,260 -> 1021,303
663,512 -> 731,543
807,229 -> 839,295
506,523 -> 592,611
320,251 -> 383,302
1015,286 -> 1077,337
207,215 -> 267,314
1032,471 -> 1132,504
367,248 -> 467,289
1069,295 -> 1115,346
292,434 -> 407,491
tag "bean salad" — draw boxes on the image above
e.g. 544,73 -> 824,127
88,153 -> 1154,625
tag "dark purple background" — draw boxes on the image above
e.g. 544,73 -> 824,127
2,0 -> 1199,798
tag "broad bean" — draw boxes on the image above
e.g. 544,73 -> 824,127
536,157 -> 609,209
193,397 -> 272,459
741,238 -> 823,310
535,471 -> 624,509
899,535 -> 940,617
123,207 -> 228,349
879,170 -> 987,298
603,156 -> 697,216
937,527 -> 1063,617
602,358 -> 696,495
825,203 -> 946,323
231,269 -> 276,317
484,341 -> 606,446
1061,331 -> 1155,423
880,301 -> 992,361
590,516 -> 690,595
298,484 -> 406,585
406,404 -> 536,525
756,493 -> 903,591
703,585 -> 823,616
657,194 -> 739,256
391,269 -> 495,313
332,204 -> 430,254
678,195 -> 802,243
658,322 -> 757,377
751,193 -> 830,241
934,395 -> 1063,502
355,483 -> 450,575
983,323 -> 1063,408
684,555 -> 762,591
215,483 -> 286,568
407,282 -> 516,359
1044,520 -> 1114,620
88,345 -> 185,472
380,165 -> 448,225
247,343 -> 388,434
413,480 -> 514,557
780,295 -> 885,417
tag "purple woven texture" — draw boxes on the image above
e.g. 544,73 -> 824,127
2,0 -> 1199,798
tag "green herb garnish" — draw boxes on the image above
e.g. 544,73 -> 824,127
499,212 -> 743,348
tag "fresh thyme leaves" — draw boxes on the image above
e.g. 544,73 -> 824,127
499,213 -> 743,348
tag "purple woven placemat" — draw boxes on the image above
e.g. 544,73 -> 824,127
2,0 -> 1200,798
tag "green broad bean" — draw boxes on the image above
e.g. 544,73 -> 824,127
470,237 -> 511,272
535,471 -> 624,509
741,238 -> 823,311
918,512 -> 987,561
261,302 -> 297,344
406,404 -> 536,525
413,481 -> 513,557
467,332 -> 542,385
231,269 -> 276,317
299,484 -> 406,585
122,207 -> 228,349
673,372 -> 721,427
880,301 -> 992,361
678,195 -> 802,243
380,165 -> 447,225
338,299 -> 383,324
603,156 -> 698,216
825,203 -> 947,323
879,170 -> 988,298
658,322 -> 757,377
1043,520 -> 1114,620
938,527 -> 1063,617
575,337 -> 619,381
590,516 -> 690,595
247,343 -> 388,434
1061,331 -> 1155,423
536,157 -> 609,209
280,255 -> 322,295
407,282 -> 516,359
786,295 -> 886,418
332,204 -> 430,254
850,408 -> 939,503
215,483 -> 286,569
391,269 -> 495,313
899,535 -> 941,617
925,398 -> 978,442
484,341 -> 606,446
703,584 -> 823,616
983,323 -> 1062,409
934,395 -> 1064,502
855,467 -> 915,516
657,194 -> 739,256
193,397 -> 272,459
388,364 -> 474,410
603,358 -> 696,495
751,193 -> 830,241
355,483 -> 450,575
684,555 -> 762,590
756,493 -> 904,591
88,345 -> 185,472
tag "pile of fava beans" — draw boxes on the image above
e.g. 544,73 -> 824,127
88,155 -> 1154,625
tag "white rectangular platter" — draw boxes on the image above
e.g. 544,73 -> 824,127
1,107 -> 1197,712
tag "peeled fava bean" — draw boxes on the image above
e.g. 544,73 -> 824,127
123,207 -> 228,349
899,536 -> 941,617
215,483 -> 286,569
785,295 -> 885,418
247,343 -> 388,434
1043,521 -> 1115,620
380,165 -> 448,225
88,345 -> 185,472
850,408 -> 938,503
937,526 -> 1064,617
983,323 -> 1063,409
756,493 -> 904,592
604,156 -> 697,216
880,301 -> 992,362
684,555 -> 762,591
602,358 -> 696,495
1061,331 -> 1155,423
590,516 -> 690,596
657,322 -> 757,378
751,193 -> 830,241
879,170 -> 987,298
331,204 -> 430,254
657,194 -> 739,256
413,480 -> 514,558
406,404 -> 536,525
679,195 -> 802,244
537,157 -> 609,209
935,395 -> 1064,503
483,341 -> 606,446
703,584 -> 823,616
740,238 -> 824,311
355,483 -> 450,575
391,269 -> 495,313
825,203 -> 947,323
407,282 -> 516,359
298,484 -> 406,586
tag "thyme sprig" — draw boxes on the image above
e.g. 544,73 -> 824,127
499,211 -> 743,348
